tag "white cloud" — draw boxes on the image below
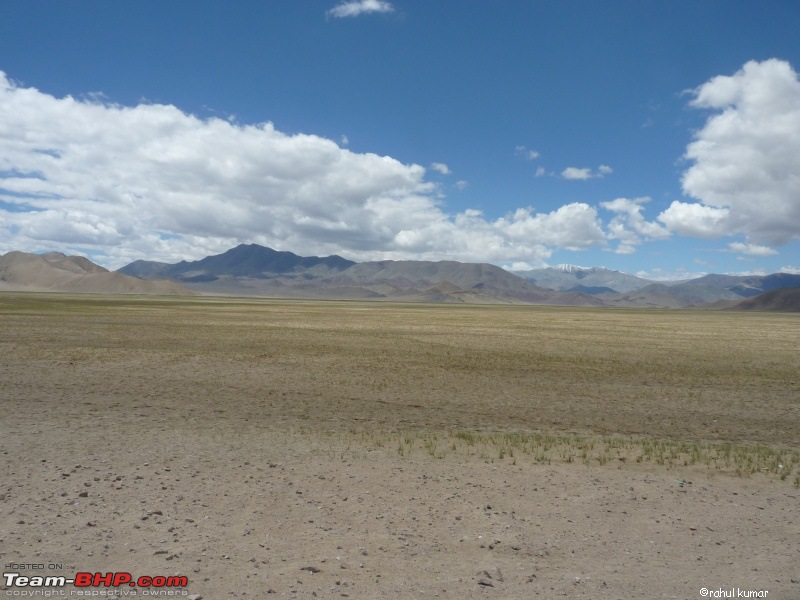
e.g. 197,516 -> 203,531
662,59 -> 800,245
561,167 -> 593,180
535,166 -> 547,177
601,197 -> 669,254
727,242 -> 778,256
561,165 -> 612,180
658,201 -> 730,238
430,162 -> 451,175
0,73 -> 608,269
493,203 -> 607,251
780,265 -> 800,274
340,134 -> 349,146
454,180 -> 468,190
327,0 -> 394,18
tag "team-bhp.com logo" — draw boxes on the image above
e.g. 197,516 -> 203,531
4,572 -> 188,588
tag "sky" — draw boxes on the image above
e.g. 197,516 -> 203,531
1,0 -> 799,279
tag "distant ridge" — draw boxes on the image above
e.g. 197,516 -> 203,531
119,243 -> 356,282
513,266 -> 653,294
328,259 -> 603,305
0,251 -> 191,295
727,287 -> 800,312
596,284 -> 694,308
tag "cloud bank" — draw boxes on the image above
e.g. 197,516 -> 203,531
0,72 -> 605,268
1,59 -> 796,270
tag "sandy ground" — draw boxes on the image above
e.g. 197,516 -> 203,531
2,429 -> 798,599
1,295 -> 798,599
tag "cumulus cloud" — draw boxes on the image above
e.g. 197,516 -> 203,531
561,165 -> 612,180
727,242 -> 777,256
657,201 -> 729,238
661,59 -> 800,245
493,203 -> 607,251
601,197 -> 670,254
327,0 -> 394,18
0,73 -> 607,268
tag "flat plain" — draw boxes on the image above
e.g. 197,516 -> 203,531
1,293 -> 798,598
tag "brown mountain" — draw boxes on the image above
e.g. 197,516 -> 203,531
596,284 -> 693,308
727,287 -> 800,312
0,251 -> 191,295
330,260 -> 602,305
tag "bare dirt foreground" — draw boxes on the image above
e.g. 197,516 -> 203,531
1,294 -> 798,599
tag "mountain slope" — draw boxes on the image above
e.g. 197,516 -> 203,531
666,273 -> 800,303
727,287 -> 800,312
330,260 -> 604,305
596,284 -> 694,308
0,252 -> 191,295
596,272 -> 800,307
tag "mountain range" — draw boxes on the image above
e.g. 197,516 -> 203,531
118,244 -> 603,306
512,265 -> 655,294
1,245 -> 798,310
514,264 -> 800,309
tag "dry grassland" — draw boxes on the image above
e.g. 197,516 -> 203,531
3,293 -> 797,446
1,293 -> 799,598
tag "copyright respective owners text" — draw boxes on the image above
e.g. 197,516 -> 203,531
700,588 -> 769,598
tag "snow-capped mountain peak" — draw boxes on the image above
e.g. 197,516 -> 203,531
554,264 -> 592,272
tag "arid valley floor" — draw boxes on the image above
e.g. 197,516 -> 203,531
1,294 -> 798,599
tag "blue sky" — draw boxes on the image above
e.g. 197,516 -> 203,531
1,1 -> 799,278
